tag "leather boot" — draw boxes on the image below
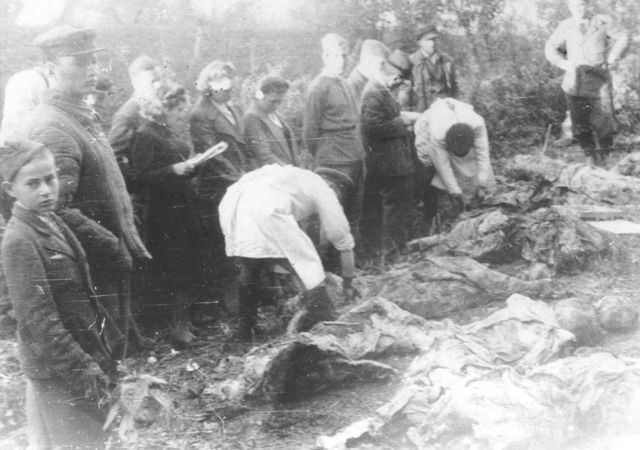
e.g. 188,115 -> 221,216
235,285 -> 257,341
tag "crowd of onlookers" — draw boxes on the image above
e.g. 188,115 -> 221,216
0,0 -> 630,447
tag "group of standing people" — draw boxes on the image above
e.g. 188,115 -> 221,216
0,0 -> 631,447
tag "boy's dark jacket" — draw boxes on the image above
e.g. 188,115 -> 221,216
1,203 -> 120,388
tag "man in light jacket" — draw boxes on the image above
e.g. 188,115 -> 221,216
545,0 -> 628,165
414,98 -> 495,233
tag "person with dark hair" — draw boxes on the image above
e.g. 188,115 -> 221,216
410,24 -> 459,112
414,98 -> 495,233
130,83 -> 207,346
1,140 -> 120,449
545,0 -> 629,166
360,50 -> 419,258
303,34 -> 366,238
219,164 -> 358,340
27,26 -> 152,356
108,55 -> 162,186
244,75 -> 300,167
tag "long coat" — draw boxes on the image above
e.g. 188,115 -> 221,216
244,102 -> 300,167
28,90 -> 150,343
131,119 -> 204,290
28,90 -> 149,267
2,203 -> 120,386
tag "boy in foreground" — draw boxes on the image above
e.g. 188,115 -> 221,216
1,139 -> 119,449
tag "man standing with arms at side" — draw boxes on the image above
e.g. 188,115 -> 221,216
545,0 -> 628,166
27,27 -> 152,357
410,24 -> 458,113
304,34 -> 365,238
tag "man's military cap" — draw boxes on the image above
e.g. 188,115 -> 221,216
33,26 -> 106,57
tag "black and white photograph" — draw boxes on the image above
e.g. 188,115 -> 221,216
0,0 -> 639,448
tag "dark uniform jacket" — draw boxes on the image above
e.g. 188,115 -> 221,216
361,79 -> 414,177
1,203 -> 119,385
410,51 -> 458,112
244,102 -> 300,167
303,75 -> 364,166
27,90 -> 149,269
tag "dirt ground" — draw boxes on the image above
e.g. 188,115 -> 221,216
1,141 -> 640,449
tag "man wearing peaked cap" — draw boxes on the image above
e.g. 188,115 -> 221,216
33,26 -> 106,56
410,22 -> 459,112
27,26 -> 152,357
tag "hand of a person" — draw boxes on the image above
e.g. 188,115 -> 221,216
559,59 -> 575,73
172,162 -> 195,176
82,362 -> 112,400
400,110 -> 420,125
452,192 -> 467,211
343,278 -> 361,301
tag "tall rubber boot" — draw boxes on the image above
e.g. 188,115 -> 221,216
236,285 -> 258,341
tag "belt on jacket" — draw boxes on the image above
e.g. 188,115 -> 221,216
320,125 -> 357,133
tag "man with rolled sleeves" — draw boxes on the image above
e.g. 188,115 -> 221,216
27,26 -> 152,356
303,33 -> 365,237
545,0 -> 629,166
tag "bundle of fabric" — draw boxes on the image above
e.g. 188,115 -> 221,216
408,210 -> 519,264
203,298 -> 444,404
506,154 -> 640,206
358,256 -> 553,319
612,151 -> 640,178
317,295 -> 578,450
520,206 -> 611,273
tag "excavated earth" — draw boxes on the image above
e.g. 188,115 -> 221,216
1,143 -> 640,449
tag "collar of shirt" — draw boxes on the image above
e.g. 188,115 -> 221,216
421,50 -> 441,63
212,100 -> 236,125
268,113 -> 283,128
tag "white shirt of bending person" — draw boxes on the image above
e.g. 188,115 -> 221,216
414,98 -> 495,198
1,68 -> 49,141
218,164 -> 354,290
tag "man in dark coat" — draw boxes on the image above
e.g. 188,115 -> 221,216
244,75 -> 300,167
410,24 -> 459,112
108,55 -> 161,188
27,26 -> 151,356
361,52 -> 419,257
